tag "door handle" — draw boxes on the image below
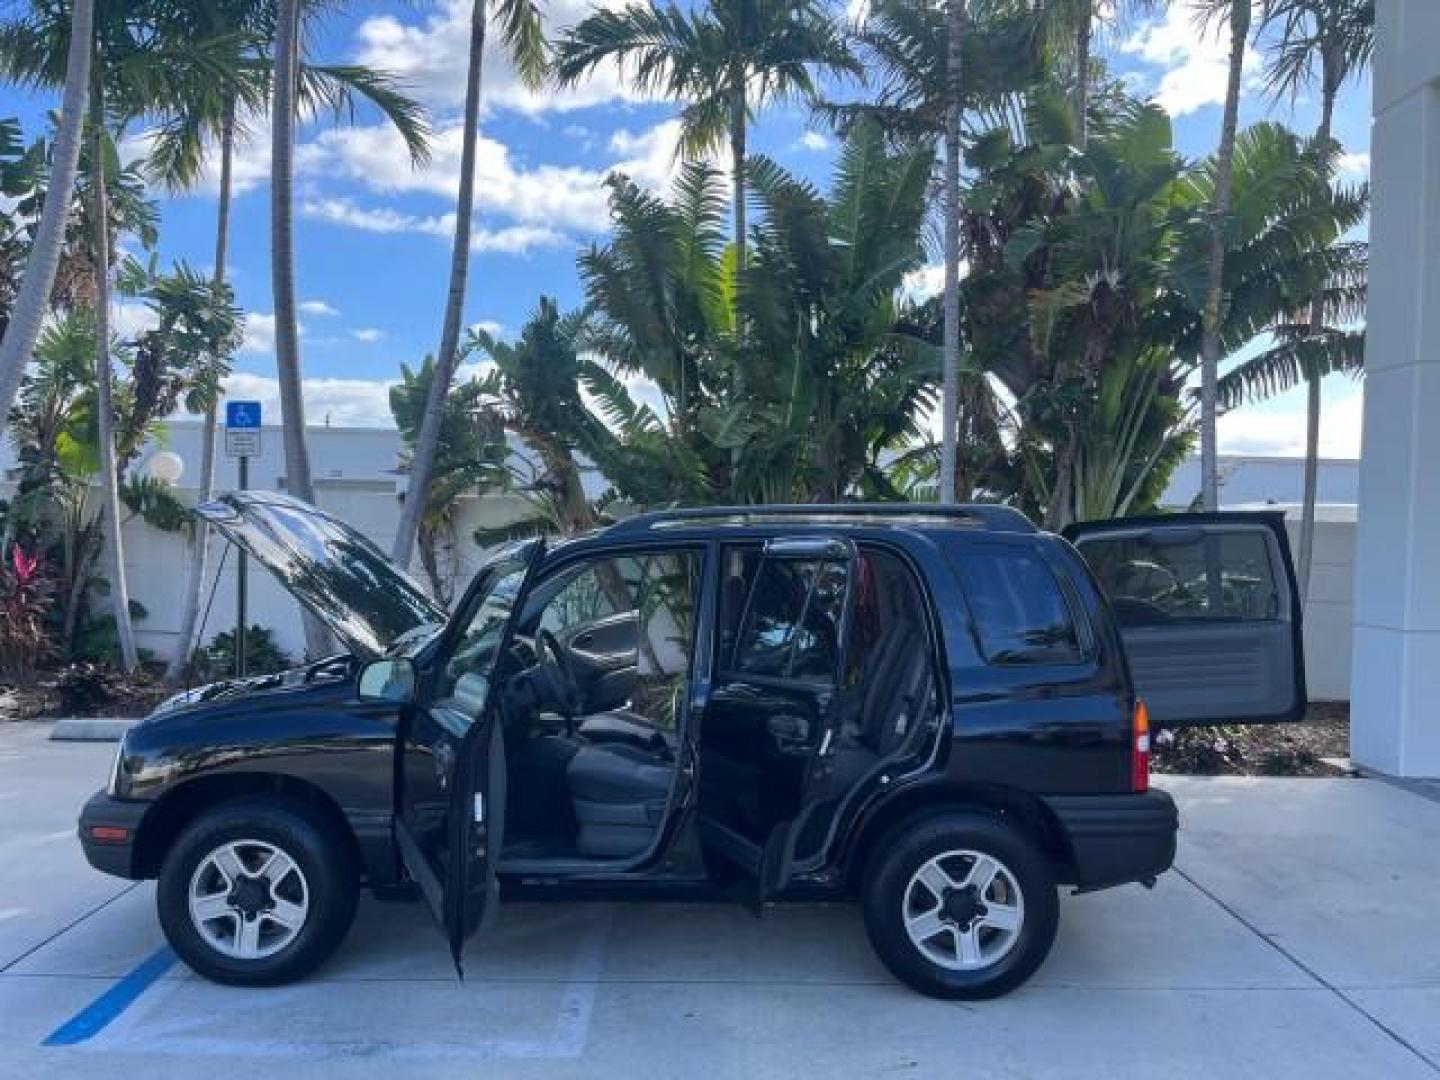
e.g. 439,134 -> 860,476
433,740 -> 455,788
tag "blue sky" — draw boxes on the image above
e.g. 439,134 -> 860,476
0,0 -> 1372,456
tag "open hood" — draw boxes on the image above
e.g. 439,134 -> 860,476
195,491 -> 448,659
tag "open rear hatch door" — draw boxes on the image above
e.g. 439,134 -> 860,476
1064,512 -> 1307,727
195,490 -> 446,659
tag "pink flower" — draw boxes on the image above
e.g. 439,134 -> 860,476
11,546 -> 37,585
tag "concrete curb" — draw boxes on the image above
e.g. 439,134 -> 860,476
48,717 -> 140,742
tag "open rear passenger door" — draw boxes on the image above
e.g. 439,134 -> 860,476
392,540 -> 543,973
698,536 -> 857,906
1064,512 -> 1306,727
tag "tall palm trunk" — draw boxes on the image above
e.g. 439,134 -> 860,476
1296,59 -> 1340,606
89,85 -> 139,672
271,0 -> 327,656
730,77 -> 747,273
165,100 -> 235,684
0,0 -> 94,446
392,0 -> 487,575
1074,6 -> 1092,147
728,73 -> 748,477
938,0 -> 964,503
1198,0 -> 1251,512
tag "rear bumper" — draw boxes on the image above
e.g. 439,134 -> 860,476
78,789 -> 149,880
1043,789 -> 1178,891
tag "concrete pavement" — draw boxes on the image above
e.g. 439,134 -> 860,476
1,720 -> 1437,1078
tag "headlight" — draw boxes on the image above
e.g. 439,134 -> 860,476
106,738 -> 127,797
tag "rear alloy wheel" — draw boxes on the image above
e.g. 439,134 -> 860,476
158,799 -> 358,986
863,812 -> 1057,999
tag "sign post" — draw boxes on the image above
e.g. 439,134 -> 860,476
225,401 -> 262,677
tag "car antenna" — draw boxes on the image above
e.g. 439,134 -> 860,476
185,543 -> 231,696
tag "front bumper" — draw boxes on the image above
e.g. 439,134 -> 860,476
78,789 -> 150,880
1043,789 -> 1178,892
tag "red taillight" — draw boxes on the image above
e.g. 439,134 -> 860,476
88,825 -> 130,843
1132,700 -> 1150,793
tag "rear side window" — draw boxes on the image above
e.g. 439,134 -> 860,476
1077,530 -> 1280,627
956,550 -> 1083,665
727,555 -> 848,683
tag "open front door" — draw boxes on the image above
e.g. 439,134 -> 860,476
396,540 -> 542,971
698,536 -> 857,906
1064,512 -> 1306,727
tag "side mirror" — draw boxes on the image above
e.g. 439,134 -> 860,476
358,657 -> 417,703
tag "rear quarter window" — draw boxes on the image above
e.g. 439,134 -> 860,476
954,548 -> 1084,665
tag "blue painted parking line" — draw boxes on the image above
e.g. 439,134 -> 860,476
41,947 -> 178,1047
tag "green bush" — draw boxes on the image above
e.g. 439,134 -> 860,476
191,625 -> 293,682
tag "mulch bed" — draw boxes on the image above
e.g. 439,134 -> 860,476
1152,701 -> 1351,777
0,663 -> 173,720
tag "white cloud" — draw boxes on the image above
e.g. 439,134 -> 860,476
300,196 -> 569,254
1219,384 -> 1364,458
222,373 -> 395,428
796,131 -> 830,152
471,320 -> 504,338
300,299 -> 339,316
351,0 -> 646,116
901,263 -> 946,302
111,300 -> 158,340
1338,152 -> 1370,179
240,312 -> 277,355
353,328 -> 385,343
1121,5 -> 1262,117
301,123 -> 614,234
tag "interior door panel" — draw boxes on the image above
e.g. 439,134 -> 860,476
1064,512 -> 1307,727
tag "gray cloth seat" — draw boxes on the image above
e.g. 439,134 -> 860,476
566,743 -> 673,858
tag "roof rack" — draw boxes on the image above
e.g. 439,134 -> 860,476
604,503 -> 1037,536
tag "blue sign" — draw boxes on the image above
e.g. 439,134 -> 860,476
226,401 -> 262,429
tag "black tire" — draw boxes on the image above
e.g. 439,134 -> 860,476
862,811 -> 1058,1000
157,797 -> 359,986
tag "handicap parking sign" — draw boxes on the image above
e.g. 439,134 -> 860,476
225,400 -> 262,457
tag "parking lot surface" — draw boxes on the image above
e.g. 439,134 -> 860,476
3,721 -> 1439,1078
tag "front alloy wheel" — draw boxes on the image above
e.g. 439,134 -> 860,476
187,839 -> 311,960
158,798 -> 358,986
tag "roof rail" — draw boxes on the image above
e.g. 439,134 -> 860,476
604,503 -> 1037,536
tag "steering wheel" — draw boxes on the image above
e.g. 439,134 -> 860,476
537,629 -> 584,728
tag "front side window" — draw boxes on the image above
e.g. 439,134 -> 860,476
523,551 -> 702,732
436,557 -> 531,715
957,550 -> 1083,665
1079,530 -> 1280,627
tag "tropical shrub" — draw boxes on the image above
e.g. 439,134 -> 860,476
191,625 -> 294,682
0,546 -> 53,684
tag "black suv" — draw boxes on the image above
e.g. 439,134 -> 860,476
79,495 -> 1305,999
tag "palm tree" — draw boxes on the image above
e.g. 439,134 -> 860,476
1197,0 -> 1253,512
154,0 -> 430,682
391,0 -> 546,572
555,0 -> 859,277
389,357 -> 509,602
0,0 -> 93,447
823,0 -> 1044,502
470,299 -> 605,536
2,0 -> 254,669
1045,1 -> 1169,146
939,0 -> 963,502
268,0 -> 429,655
1257,0 -> 1373,600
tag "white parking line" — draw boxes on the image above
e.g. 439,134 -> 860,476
62,906 -> 615,1063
